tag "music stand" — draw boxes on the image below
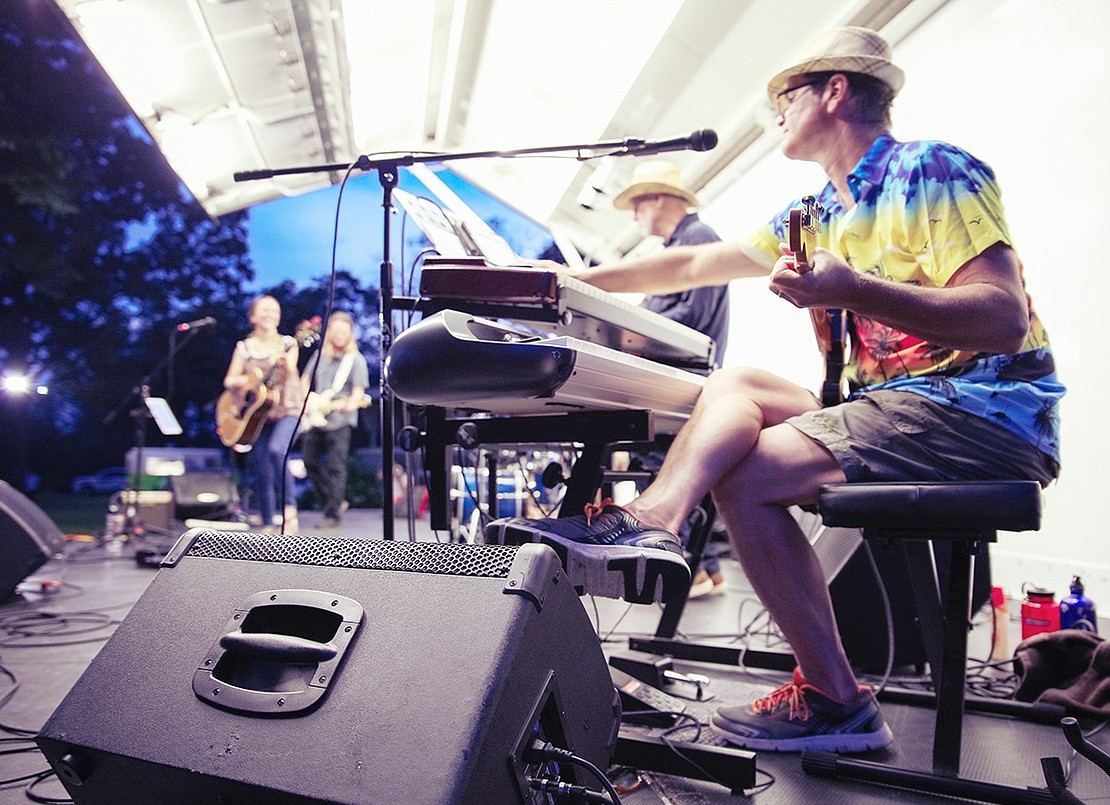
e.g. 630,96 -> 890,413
114,388 -> 184,540
105,325 -> 205,541
144,395 -> 182,437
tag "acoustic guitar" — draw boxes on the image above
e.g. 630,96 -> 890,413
215,323 -> 320,449
786,195 -> 847,407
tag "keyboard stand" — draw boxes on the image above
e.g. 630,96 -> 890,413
417,407 -> 654,533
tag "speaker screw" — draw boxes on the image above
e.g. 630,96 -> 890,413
345,626 -> 352,633
318,675 -> 327,683
212,688 -> 220,696
270,594 -> 278,601
277,698 -> 286,707
204,658 -> 212,666
233,614 -> 241,620
508,580 -> 518,587
331,600 -> 339,607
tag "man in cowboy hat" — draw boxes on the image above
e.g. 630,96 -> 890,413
613,160 -> 730,597
613,160 -> 730,362
488,26 -> 1063,751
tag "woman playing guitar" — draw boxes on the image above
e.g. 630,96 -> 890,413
221,295 -> 303,533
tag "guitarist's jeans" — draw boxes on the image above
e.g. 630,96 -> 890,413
301,425 -> 353,520
248,415 -> 299,526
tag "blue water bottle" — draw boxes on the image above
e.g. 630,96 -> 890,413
1059,576 -> 1098,633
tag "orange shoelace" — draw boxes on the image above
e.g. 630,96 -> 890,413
752,673 -> 870,722
752,678 -> 812,722
583,498 -> 616,526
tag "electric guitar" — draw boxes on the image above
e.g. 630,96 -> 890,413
215,323 -> 321,449
300,389 -> 372,433
787,195 -> 846,407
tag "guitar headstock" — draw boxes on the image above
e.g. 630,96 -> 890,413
785,195 -> 824,273
294,316 -> 323,349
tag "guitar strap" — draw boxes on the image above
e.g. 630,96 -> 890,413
330,352 -> 355,395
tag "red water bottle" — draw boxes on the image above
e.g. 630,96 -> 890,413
1021,585 -> 1060,639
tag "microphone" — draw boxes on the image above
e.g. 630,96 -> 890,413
233,168 -> 276,181
176,316 -> 216,332
623,129 -> 718,156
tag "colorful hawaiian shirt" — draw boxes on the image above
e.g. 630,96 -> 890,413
742,134 -> 1063,461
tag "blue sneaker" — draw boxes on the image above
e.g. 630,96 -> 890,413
711,668 -> 894,752
484,499 -> 689,604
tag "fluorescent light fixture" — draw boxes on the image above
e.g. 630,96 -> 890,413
342,0 -> 436,153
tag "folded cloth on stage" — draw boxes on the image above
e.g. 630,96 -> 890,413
1013,630 -> 1110,720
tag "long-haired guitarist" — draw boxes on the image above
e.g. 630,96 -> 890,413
221,294 -> 303,533
299,311 -> 369,528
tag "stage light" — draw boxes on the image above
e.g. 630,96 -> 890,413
2,374 -> 31,395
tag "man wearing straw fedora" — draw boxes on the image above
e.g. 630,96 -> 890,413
612,159 -> 730,363
612,160 -> 730,598
488,26 -> 1063,751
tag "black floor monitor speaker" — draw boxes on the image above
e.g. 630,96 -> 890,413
170,470 -> 238,520
0,480 -> 67,601
830,540 -> 992,673
36,531 -> 620,804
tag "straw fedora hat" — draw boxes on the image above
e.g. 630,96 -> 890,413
612,160 -> 700,211
766,26 -> 904,101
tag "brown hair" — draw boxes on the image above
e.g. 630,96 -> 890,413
248,294 -> 280,318
808,71 -> 894,128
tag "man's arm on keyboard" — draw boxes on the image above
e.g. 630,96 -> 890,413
569,241 -> 771,295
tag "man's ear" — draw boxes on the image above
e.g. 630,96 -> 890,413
824,73 -> 851,110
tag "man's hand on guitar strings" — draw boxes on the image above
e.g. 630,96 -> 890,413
770,244 -> 803,304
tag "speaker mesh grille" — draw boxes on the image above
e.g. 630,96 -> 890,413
183,530 -> 516,578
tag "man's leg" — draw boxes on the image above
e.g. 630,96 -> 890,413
627,367 -> 822,532
302,430 -> 327,509
641,368 -> 861,695
712,422 -> 856,700
325,427 -> 352,519
706,401 -> 896,752
485,367 -> 822,603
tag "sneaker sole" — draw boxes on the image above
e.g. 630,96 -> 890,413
710,715 -> 894,753
485,520 -> 690,605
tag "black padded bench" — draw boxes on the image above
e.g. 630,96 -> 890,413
802,480 -> 1058,804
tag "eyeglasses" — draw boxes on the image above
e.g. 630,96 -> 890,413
774,79 -> 823,116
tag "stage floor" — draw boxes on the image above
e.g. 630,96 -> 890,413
2,506 -> 1107,804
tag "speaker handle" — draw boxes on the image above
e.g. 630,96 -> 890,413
219,632 -> 339,664
193,589 -> 364,716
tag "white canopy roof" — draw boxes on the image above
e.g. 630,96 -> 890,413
52,0 -> 935,261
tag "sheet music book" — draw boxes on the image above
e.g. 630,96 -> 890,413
394,187 -> 521,265
394,188 -> 476,258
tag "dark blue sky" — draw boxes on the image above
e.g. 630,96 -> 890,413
245,174 -> 389,290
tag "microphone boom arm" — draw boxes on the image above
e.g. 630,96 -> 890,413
232,130 -> 717,182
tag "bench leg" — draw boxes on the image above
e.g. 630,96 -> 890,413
934,540 -> 974,776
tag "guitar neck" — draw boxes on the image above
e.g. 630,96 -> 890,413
787,195 -> 846,407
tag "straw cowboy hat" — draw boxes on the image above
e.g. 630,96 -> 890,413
612,160 -> 700,211
766,26 -> 905,101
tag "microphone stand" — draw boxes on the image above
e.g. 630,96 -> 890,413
103,326 -> 205,428
103,328 -> 202,540
234,134 -> 678,540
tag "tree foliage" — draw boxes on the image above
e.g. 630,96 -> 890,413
1,5 -> 386,489
0,5 -> 248,483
